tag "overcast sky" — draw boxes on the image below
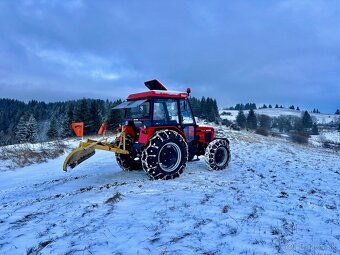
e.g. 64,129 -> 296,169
0,0 -> 339,113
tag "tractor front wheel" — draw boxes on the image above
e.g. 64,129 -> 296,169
141,130 -> 188,180
205,139 -> 231,170
115,134 -> 142,171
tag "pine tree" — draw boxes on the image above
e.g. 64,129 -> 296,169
246,109 -> 257,130
60,114 -> 71,138
293,117 -> 303,131
106,100 -> 123,130
207,110 -> 216,123
16,114 -> 29,143
212,99 -> 220,123
262,104 -> 267,109
296,106 -> 300,111
47,116 -> 58,140
335,109 -> 340,115
67,103 -> 74,123
189,97 -> 200,117
311,123 -> 319,135
302,111 -> 313,129
258,114 -> 271,129
236,110 -> 247,129
74,99 -> 89,123
275,104 -> 279,108
74,99 -> 90,133
58,104 -> 74,138
269,104 -> 272,108
244,103 -> 256,110
200,97 -> 206,118
89,100 -> 102,133
26,115 -> 38,143
289,105 -> 295,110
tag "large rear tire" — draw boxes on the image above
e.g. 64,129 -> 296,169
141,130 -> 188,180
205,139 -> 231,170
115,134 -> 142,171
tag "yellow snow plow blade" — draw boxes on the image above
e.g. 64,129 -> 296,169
63,136 -> 129,171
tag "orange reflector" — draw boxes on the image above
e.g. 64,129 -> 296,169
71,122 -> 84,137
98,122 -> 107,135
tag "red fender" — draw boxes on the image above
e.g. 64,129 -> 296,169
138,126 -> 186,144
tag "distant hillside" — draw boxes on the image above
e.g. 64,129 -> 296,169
220,108 -> 339,125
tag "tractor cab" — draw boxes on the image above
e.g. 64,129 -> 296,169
113,81 -> 198,147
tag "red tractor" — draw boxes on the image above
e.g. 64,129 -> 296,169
63,80 -> 231,180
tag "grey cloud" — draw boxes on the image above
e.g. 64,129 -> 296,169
0,0 -> 339,112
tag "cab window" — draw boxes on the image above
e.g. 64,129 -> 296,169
180,99 -> 195,124
153,99 -> 179,125
126,101 -> 150,119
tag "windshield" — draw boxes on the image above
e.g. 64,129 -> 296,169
125,101 -> 150,119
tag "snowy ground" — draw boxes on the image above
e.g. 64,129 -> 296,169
0,127 -> 339,254
310,131 -> 340,147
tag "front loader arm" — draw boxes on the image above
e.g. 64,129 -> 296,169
63,132 -> 129,172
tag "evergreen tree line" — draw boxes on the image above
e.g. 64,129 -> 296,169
189,97 -> 220,123
226,103 -> 257,110
0,98 -> 123,146
226,103 -> 340,114
235,109 -> 319,135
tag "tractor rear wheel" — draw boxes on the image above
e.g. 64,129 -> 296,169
141,130 -> 188,180
115,134 -> 142,171
205,139 -> 230,170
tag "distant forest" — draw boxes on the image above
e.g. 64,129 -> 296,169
0,97 -> 220,146
0,98 -> 123,146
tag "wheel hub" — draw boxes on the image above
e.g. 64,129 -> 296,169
158,142 -> 182,172
215,147 -> 228,167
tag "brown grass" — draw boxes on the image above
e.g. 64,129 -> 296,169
0,140 -> 69,169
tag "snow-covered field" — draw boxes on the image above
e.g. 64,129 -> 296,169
0,127 -> 339,254
220,108 -> 339,125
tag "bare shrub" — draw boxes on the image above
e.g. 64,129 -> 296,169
105,192 -> 122,204
322,141 -> 340,150
290,131 -> 309,144
319,134 -> 340,150
0,141 -> 68,168
229,123 -> 241,131
222,118 -> 232,126
222,205 -> 230,213
271,132 -> 282,138
258,114 -> 272,129
256,127 -> 269,136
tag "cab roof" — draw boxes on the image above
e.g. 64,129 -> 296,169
127,90 -> 189,100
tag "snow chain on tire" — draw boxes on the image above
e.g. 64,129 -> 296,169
141,129 -> 188,180
115,134 -> 142,171
205,139 -> 231,170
